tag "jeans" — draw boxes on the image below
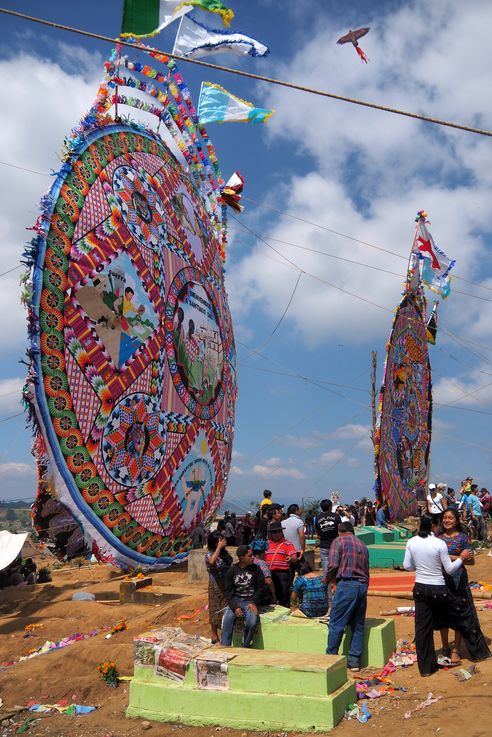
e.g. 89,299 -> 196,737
413,582 -> 490,675
220,601 -> 258,648
326,580 -> 367,668
319,549 -> 333,609
472,516 -> 488,541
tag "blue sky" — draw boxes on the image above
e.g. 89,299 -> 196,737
1,0 -> 492,512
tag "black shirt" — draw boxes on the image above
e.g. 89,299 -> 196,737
316,511 -> 342,549
223,563 -> 266,611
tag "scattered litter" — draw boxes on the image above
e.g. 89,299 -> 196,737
28,702 -> 96,715
105,621 -> 127,639
71,591 -> 95,601
355,675 -> 407,700
453,665 -> 478,682
344,703 -> 371,722
380,640 -> 417,676
404,692 -> 441,719
16,717 -> 39,733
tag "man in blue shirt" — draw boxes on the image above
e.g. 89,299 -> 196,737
466,485 -> 487,541
375,503 -> 388,528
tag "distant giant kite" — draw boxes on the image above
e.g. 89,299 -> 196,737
337,27 -> 370,63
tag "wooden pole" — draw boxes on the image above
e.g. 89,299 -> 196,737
370,350 -> 377,446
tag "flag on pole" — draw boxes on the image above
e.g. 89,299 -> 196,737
173,14 -> 269,58
411,216 -> 455,279
121,0 -> 234,38
197,82 -> 275,124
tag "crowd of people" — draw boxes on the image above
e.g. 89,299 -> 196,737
201,484 -> 491,675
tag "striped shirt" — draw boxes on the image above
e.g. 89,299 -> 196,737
265,539 -> 297,571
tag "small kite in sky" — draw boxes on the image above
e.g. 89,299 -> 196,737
337,27 -> 370,63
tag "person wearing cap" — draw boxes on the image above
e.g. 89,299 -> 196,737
221,545 -> 266,648
265,522 -> 298,608
325,522 -> 370,671
426,483 -> 447,525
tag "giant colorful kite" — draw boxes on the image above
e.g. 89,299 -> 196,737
23,46 -> 237,568
374,212 -> 454,521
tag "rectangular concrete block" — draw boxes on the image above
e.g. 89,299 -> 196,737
367,544 -> 406,568
234,614 -> 396,668
127,668 -> 356,732
354,529 -> 376,545
119,577 -> 153,604
364,526 -> 396,543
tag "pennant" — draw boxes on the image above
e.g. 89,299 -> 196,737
173,14 -> 269,58
425,302 -> 438,344
421,258 -> 452,298
121,0 -> 233,38
197,82 -> 275,124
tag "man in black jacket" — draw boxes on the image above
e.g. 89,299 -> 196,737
220,545 -> 266,647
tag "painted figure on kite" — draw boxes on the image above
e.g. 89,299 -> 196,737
337,27 -> 370,63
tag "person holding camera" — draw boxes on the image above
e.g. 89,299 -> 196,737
205,531 -> 233,643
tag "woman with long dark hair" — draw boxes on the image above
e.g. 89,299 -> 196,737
438,508 -> 477,665
404,514 -> 490,676
205,531 -> 232,643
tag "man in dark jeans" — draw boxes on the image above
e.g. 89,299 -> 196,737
325,522 -> 369,671
221,545 -> 266,648
265,521 -> 298,607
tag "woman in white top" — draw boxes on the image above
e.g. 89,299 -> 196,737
404,514 -> 490,676
426,483 -> 447,525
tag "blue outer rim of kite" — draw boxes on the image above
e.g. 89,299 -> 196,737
31,123 -> 189,567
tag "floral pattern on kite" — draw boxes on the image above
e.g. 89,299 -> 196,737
30,125 -> 237,568
375,290 -> 432,520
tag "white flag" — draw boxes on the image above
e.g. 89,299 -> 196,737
173,14 -> 269,58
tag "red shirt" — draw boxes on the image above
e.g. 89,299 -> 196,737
265,539 -> 297,571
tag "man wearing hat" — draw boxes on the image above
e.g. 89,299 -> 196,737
265,522 -> 299,607
221,545 -> 266,648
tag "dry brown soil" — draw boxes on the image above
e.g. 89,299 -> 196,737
0,554 -> 491,737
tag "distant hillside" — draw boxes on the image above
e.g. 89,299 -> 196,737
0,504 -> 32,532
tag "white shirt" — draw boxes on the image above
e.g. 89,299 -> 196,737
403,534 -> 463,585
427,493 -> 444,515
281,514 -> 304,550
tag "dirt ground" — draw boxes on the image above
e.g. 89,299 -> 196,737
1,552 -> 491,737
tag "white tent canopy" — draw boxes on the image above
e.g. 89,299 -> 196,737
0,530 -> 28,572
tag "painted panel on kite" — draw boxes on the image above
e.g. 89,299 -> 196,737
30,125 -> 237,568
375,290 -> 431,520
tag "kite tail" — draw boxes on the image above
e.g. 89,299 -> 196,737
356,46 -> 369,63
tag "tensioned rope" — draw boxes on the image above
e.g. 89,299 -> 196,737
2,7 -> 492,139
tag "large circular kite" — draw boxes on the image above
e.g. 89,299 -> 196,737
30,125 -> 237,567
375,290 -> 431,520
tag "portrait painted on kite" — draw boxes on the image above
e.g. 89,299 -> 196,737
27,124 -> 237,568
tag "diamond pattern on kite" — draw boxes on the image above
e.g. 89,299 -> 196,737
65,351 -> 101,442
73,177 -> 111,243
130,152 -> 166,176
124,496 -> 164,534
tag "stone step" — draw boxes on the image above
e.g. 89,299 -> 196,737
128,667 -> 356,732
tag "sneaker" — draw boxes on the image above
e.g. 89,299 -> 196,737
349,666 -> 360,672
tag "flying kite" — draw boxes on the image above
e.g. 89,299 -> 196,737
23,47 -> 237,569
337,27 -> 370,63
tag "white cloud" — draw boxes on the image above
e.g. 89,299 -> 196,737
433,364 -> 492,406
316,449 -> 359,469
330,423 -> 370,441
251,457 -> 305,480
227,0 -> 492,348
230,464 -> 245,476
0,377 -> 24,413
0,462 -> 35,477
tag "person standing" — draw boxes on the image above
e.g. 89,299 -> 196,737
221,545 -> 266,648
466,485 -> 487,541
282,504 -> 306,552
190,521 -> 207,549
426,483 -> 447,525
265,521 -> 298,607
205,531 -> 233,643
316,500 -> 342,576
445,487 -> 458,510
403,514 -> 490,676
260,489 -> 273,510
242,512 -> 254,545
325,522 -> 369,671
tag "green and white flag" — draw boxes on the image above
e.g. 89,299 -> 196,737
121,0 -> 234,37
